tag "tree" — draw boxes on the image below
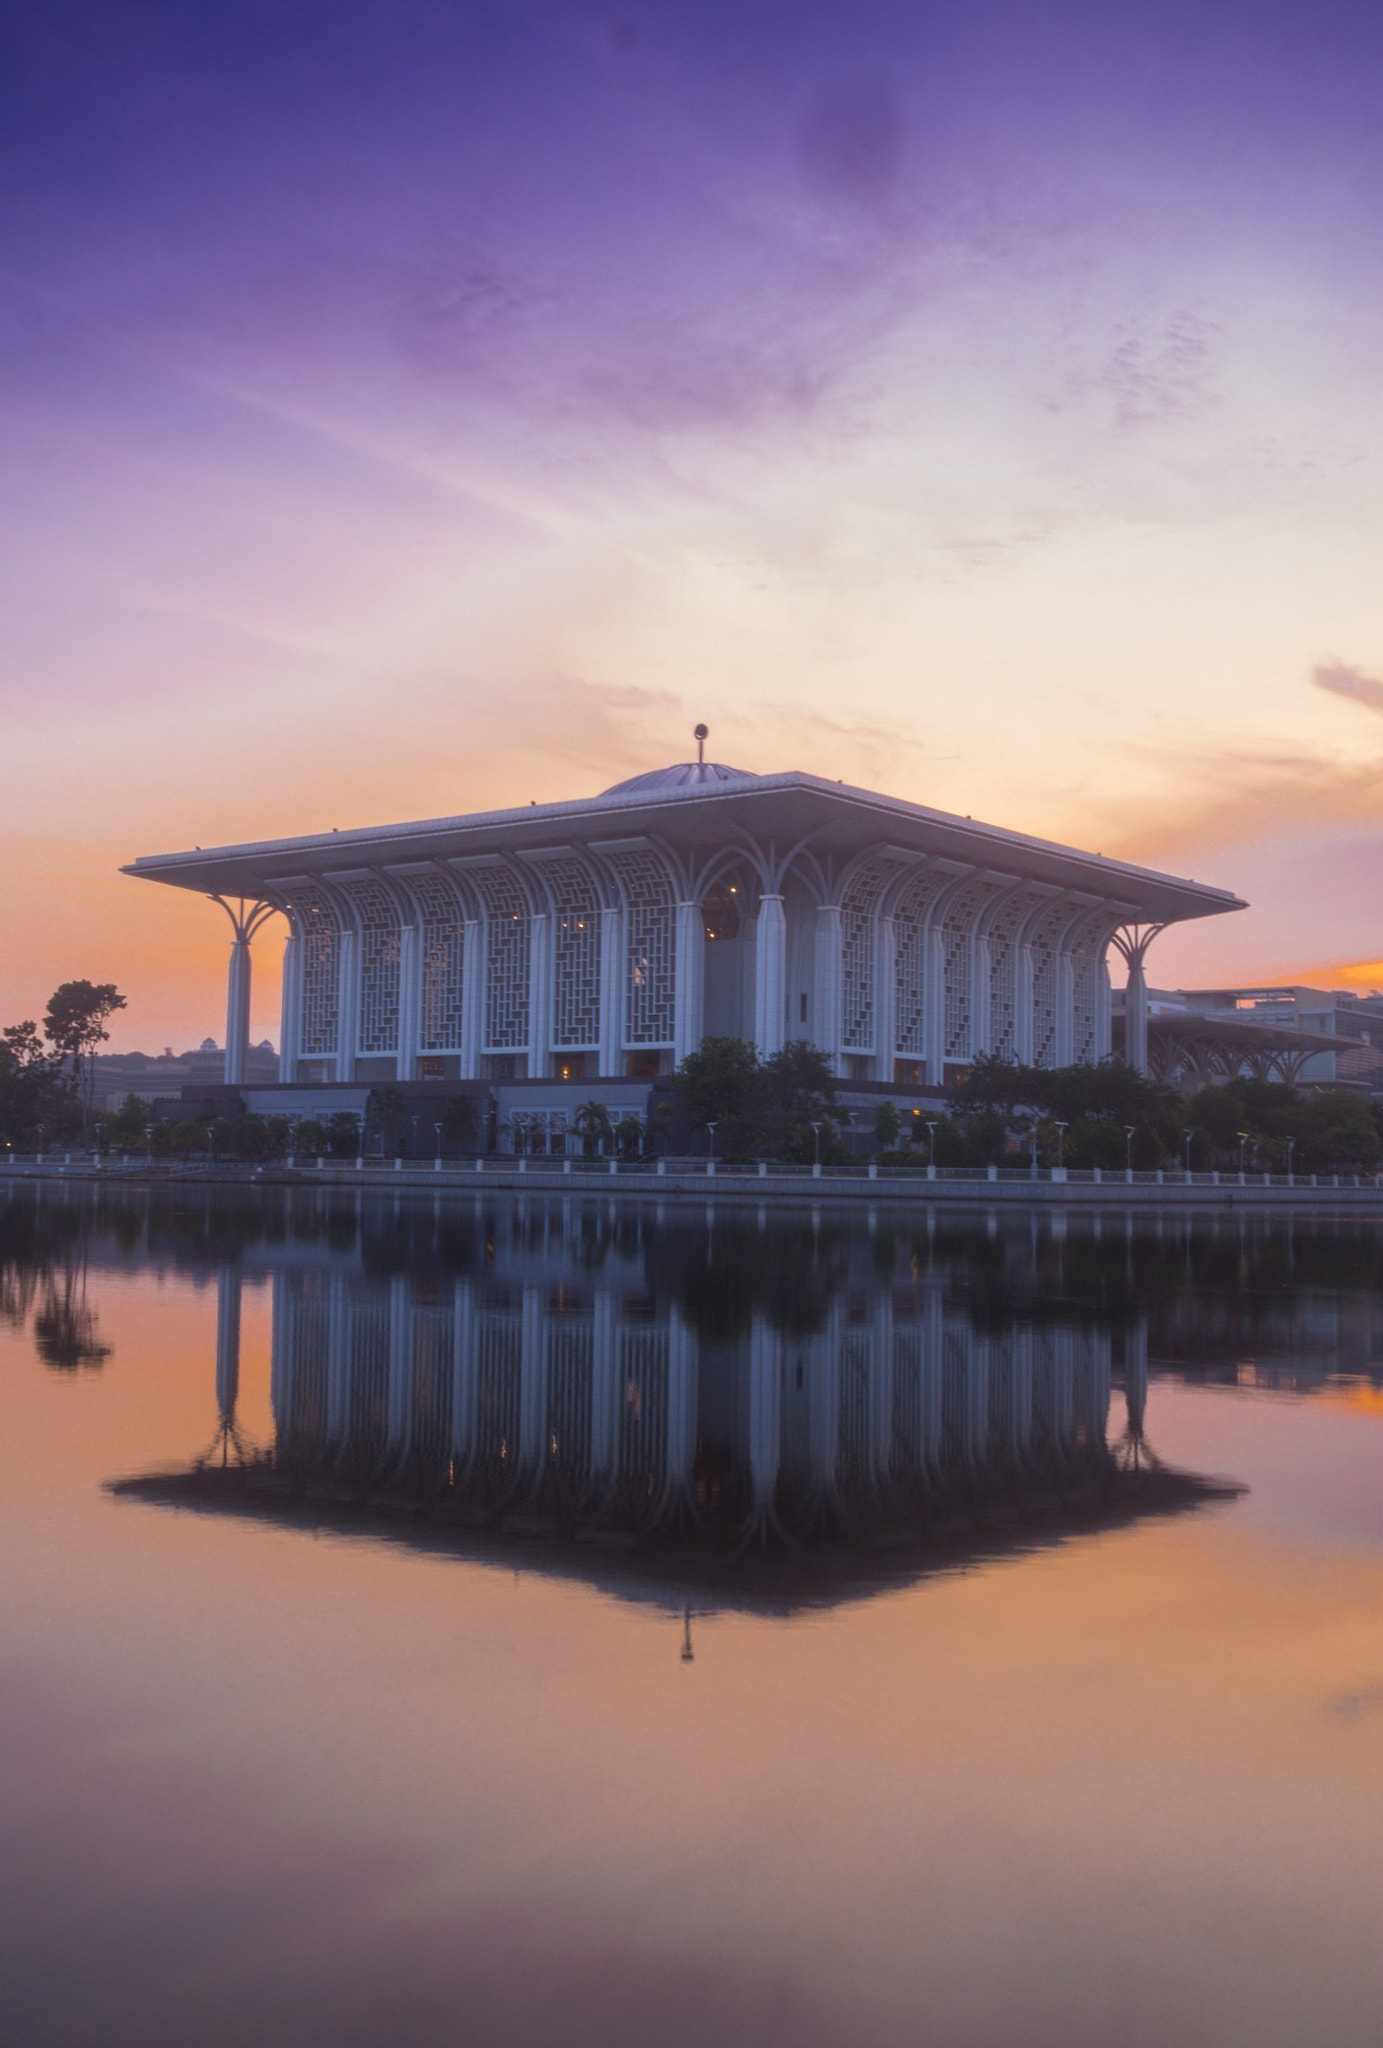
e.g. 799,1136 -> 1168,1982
574,1100 -> 614,1157
0,1020 -> 73,1148
42,981 -> 126,1136
672,1037 -> 846,1161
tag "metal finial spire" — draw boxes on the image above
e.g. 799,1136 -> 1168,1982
693,722 -> 708,764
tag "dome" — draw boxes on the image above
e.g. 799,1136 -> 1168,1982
600,760 -> 756,797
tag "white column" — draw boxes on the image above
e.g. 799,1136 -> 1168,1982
599,906 -> 623,1077
1125,955 -> 1149,1075
922,925 -> 946,1084
1096,953 -> 1113,1059
224,937 -> 251,1086
527,911 -> 550,1081
814,904 -> 844,1074
1014,942 -> 1035,1064
460,920 -> 484,1078
753,893 -> 786,1059
972,933 -> 993,1056
334,928 -> 358,1082
1055,946 -> 1076,1066
673,901 -> 704,1066
278,931 -> 300,1083
874,916 -> 897,1082
396,924 -> 420,1080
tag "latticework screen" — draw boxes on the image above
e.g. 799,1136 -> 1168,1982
892,867 -> 949,1057
942,880 -> 994,1061
542,857 -> 602,1049
282,889 -> 339,1058
985,890 -> 1037,1061
471,865 -> 530,1052
1028,901 -> 1073,1068
606,851 -> 674,1045
409,870 -> 468,1053
1068,909 -> 1112,1066
840,854 -> 903,1052
338,876 -> 401,1056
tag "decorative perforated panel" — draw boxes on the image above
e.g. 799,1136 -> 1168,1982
892,867 -> 949,1057
605,850 -> 674,1046
840,854 -> 905,1052
337,876 -> 401,1055
279,887 -> 339,1058
1068,909 -> 1113,1066
409,870 -> 468,1053
539,857 -> 601,1049
1028,901 -> 1073,1068
985,890 -> 1039,1061
942,880 -> 995,1061
470,864 -> 530,1052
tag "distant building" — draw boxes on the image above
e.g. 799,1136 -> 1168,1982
1113,985 -> 1383,1092
91,1039 -> 278,1113
123,739 -> 1244,1137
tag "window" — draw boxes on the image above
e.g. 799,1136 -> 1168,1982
799,992 -> 808,1023
419,1057 -> 445,1079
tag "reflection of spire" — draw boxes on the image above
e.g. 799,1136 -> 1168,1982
202,1263 -> 252,1468
681,1605 -> 694,1662
1113,1320 -> 1161,1472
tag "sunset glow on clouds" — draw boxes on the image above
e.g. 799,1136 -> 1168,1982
5,0 -> 1383,1047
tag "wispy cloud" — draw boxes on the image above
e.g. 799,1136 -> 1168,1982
1312,661 -> 1383,716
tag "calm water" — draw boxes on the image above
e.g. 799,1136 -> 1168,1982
5,1186 -> 1383,2048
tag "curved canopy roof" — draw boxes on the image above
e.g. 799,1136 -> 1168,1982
601,760 -> 755,796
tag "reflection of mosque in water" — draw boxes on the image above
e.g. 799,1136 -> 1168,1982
121,1219 -> 1231,1612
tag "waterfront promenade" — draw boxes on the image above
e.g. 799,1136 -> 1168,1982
7,1153 -> 1383,1208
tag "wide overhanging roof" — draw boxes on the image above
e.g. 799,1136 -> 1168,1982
122,769 -> 1245,925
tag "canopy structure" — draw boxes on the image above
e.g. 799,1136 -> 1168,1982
123,748 -> 1245,1099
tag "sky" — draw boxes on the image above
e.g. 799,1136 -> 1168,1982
4,0 -> 1383,1051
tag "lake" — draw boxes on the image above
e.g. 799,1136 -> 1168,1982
4,1183 -> 1383,2047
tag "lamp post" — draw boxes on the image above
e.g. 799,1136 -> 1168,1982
1029,1127 -> 1039,1179
1184,1128 -> 1194,1179
706,1119 -> 717,1167
144,1123 -> 153,1166
1237,1132 -> 1249,1177
1285,1136 -> 1296,1185
207,1125 -> 216,1165
37,1121 -> 46,1163
810,1121 -> 821,1170
434,1121 -> 444,1168
1054,1120 -> 1067,1170
1124,1125 -> 1136,1178
925,1119 -> 938,1168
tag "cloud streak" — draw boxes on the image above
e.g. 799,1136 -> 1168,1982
1313,662 -> 1383,717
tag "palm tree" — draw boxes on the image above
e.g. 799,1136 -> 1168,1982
574,1100 -> 613,1158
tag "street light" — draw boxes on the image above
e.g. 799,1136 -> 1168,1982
1237,1131 -> 1249,1175
206,1125 -> 216,1164
144,1123 -> 153,1164
434,1121 -> 444,1167
1183,1129 -> 1194,1178
1124,1125 -> 1136,1175
1285,1136 -> 1296,1185
706,1120 -> 718,1166
925,1119 -> 939,1167
810,1120 -> 822,1169
1054,1120 -> 1067,1169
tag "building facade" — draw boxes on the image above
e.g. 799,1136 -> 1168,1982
124,748 -> 1244,1109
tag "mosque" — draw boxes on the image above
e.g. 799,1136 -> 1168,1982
123,729 -> 1244,1132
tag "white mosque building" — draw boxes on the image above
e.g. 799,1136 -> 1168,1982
124,731 -> 1244,1125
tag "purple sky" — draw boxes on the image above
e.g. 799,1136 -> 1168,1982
5,0 -> 1383,1046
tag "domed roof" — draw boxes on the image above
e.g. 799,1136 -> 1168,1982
600,760 -> 756,797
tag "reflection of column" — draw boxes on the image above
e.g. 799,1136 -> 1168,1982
326,1274 -> 350,1444
673,902 -> 704,1066
278,931 -> 300,1083
590,1289 -> 619,1489
665,1305 -> 698,1498
747,1313 -> 782,1509
814,904 -> 844,1075
450,1280 -> 476,1465
519,1285 -> 546,1477
269,1271 -> 293,1436
386,1275 -> 413,1454
599,907 -> 623,1077
215,1264 -> 242,1427
1124,1319 -> 1148,1442
753,895 -> 786,1060
810,1301 -> 842,1494
396,925 -> 420,1081
1009,1325 -> 1033,1464
964,1329 -> 988,1468
920,1293 -> 944,1473
870,1294 -> 893,1486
